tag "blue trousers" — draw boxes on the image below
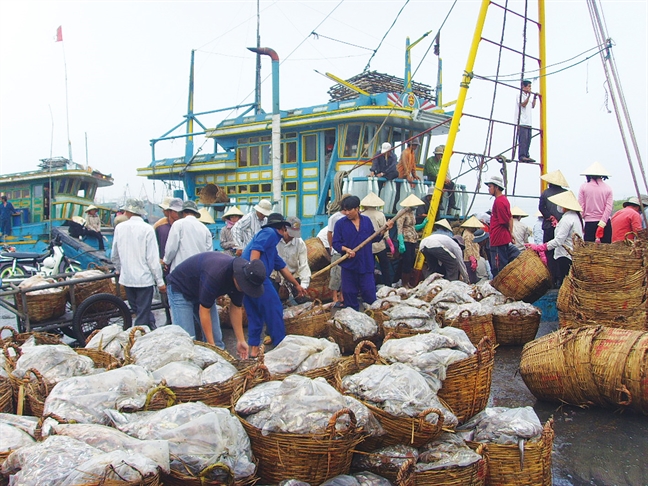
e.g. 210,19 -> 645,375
489,244 -> 520,277
125,286 -> 156,328
167,284 -> 224,348
518,125 -> 532,158
0,218 -> 11,236
243,278 -> 285,347
341,269 -> 376,311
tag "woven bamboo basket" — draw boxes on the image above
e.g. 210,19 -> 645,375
492,309 -> 541,346
69,274 -> 113,307
559,307 -> 648,332
491,249 -> 551,303
74,472 -> 162,486
467,418 -> 554,486
15,286 -> 68,323
163,461 -> 256,486
2,342 -> 31,415
0,326 -> 62,347
0,377 -> 13,413
328,312 -> 382,355
380,321 -> 432,339
556,275 -> 574,312
231,365 -> 364,485
306,270 -> 334,303
571,236 -> 644,282
437,337 -> 496,424
351,457 -> 417,486
216,296 -> 248,329
334,341 -> 445,449
284,300 -> 330,338
442,310 -> 496,347
414,443 -> 487,486
108,277 -> 128,301
305,237 -> 331,271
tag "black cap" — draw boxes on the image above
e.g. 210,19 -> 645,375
262,212 -> 291,229
232,258 -> 266,298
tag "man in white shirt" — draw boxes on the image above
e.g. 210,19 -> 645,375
515,79 -> 537,162
163,200 -> 213,273
276,217 -> 311,298
231,199 -> 272,255
419,233 -> 469,282
111,198 -> 165,327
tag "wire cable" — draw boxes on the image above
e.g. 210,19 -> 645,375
363,0 -> 410,72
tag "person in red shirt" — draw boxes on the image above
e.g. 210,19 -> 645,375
611,197 -> 643,242
485,175 -> 520,277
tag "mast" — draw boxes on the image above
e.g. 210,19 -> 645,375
185,50 -> 196,166
254,0 -> 262,114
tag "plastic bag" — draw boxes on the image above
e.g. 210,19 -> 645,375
386,305 -> 430,320
320,475 -> 360,486
130,325 -> 195,371
235,381 -> 283,415
190,343 -> 225,369
0,413 -> 39,438
152,361 -> 202,387
42,365 -> 154,428
11,344 -> 95,383
61,450 -> 159,485
264,335 -> 340,375
416,432 -> 482,471
201,359 -> 238,385
106,402 -> 256,479
379,332 -> 457,364
436,327 -> 477,355
352,444 -> 418,471
491,302 -> 541,317
353,471 -> 393,486
49,422 -> 169,473
333,308 -> 378,341
0,422 -> 36,454
457,407 -> 543,444
85,324 -> 150,361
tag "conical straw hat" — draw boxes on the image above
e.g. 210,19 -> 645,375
548,190 -> 582,212
434,219 -> 452,231
399,194 -> 425,207
360,192 -> 385,207
540,170 -> 569,187
535,210 -> 543,217
461,216 -> 484,228
580,162 -> 611,177
222,206 -> 244,220
198,208 -> 215,224
510,206 -> 529,217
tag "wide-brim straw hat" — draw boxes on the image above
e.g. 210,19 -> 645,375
622,197 -> 641,208
581,162 -> 611,177
461,215 -> 484,229
511,206 -> 529,217
548,190 -> 582,212
121,198 -> 146,216
540,170 -> 569,188
434,219 -> 452,231
158,196 -> 173,211
198,208 -> 215,224
361,192 -> 385,208
399,194 -> 425,207
484,175 -> 505,190
254,199 -> 273,216
222,206 -> 244,220
84,205 -> 98,213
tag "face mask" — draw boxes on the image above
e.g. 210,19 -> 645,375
557,206 -> 565,214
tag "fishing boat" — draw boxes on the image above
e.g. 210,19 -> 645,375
0,156 -> 114,267
137,46 -> 468,247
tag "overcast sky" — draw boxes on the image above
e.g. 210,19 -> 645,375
1,0 -> 645,219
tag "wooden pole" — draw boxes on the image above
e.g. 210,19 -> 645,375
311,207 -> 411,279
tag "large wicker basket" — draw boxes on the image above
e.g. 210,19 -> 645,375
0,326 -> 62,347
162,460 -> 257,486
437,337 -> 496,424
15,286 -> 68,323
351,457 -> 417,486
491,249 -> 551,303
414,444 -> 488,486
467,418 -> 554,486
69,271 -> 114,306
442,310 -> 496,347
0,377 -> 12,413
334,341 -> 445,449
492,308 -> 541,346
328,312 -> 382,355
284,300 -> 331,338
231,365 -> 364,484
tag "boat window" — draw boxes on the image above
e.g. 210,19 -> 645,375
249,137 -> 260,143
260,135 -> 271,142
238,185 -> 248,194
343,124 -> 362,158
363,124 -> 379,156
238,148 -> 248,167
379,126 -> 391,147
282,132 -> 297,139
21,189 -> 30,198
302,134 -> 317,162
250,146 -> 260,167
284,181 -> 297,191
261,145 -> 270,165
249,184 -> 260,193
261,183 -> 271,192
237,138 -> 249,144
283,141 -> 297,164
227,186 -> 237,194
34,186 -> 43,198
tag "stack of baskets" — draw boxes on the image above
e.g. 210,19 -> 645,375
491,249 -> 552,304
520,326 -> 648,414
558,236 -> 647,331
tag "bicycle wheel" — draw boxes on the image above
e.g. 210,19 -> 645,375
72,293 -> 132,343
0,263 -> 26,279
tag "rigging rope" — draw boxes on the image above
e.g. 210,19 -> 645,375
363,0 -> 410,72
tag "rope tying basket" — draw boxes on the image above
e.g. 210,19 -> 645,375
467,419 -> 554,486
491,249 -> 551,303
520,326 -> 648,414
441,310 -> 496,347
334,341 -> 445,449
231,364 -> 364,485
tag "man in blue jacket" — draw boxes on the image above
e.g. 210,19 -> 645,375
242,212 -> 306,357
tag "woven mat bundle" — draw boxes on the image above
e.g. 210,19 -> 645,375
520,326 -> 648,415
558,234 -> 647,331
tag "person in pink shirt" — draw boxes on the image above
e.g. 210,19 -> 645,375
578,162 -> 613,243
611,197 -> 643,242
485,174 -> 520,277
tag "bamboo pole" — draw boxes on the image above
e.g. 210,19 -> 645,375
311,207 -> 410,279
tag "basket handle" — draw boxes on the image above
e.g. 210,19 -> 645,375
476,336 -> 495,364
2,342 -> 21,364
383,331 -> 398,342
199,462 -> 235,485
473,290 -> 484,301
417,407 -> 444,429
84,329 -> 102,346
394,322 -> 411,332
25,368 -> 49,397
364,309 -> 375,319
353,340 -> 380,367
507,309 -> 521,317
0,326 -> 17,344
124,326 -> 149,362
241,363 -> 271,393
396,458 -> 416,484
325,407 -> 357,438
459,309 -> 472,319
380,300 -> 393,310
144,384 -> 177,411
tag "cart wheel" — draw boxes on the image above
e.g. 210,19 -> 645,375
0,263 -> 26,279
72,293 -> 132,343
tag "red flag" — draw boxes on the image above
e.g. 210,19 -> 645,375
55,26 -> 63,42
